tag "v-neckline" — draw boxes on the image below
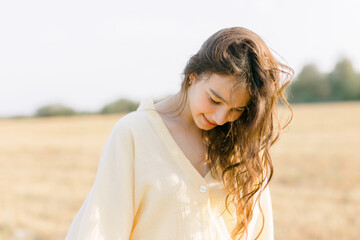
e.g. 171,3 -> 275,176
142,98 -> 211,182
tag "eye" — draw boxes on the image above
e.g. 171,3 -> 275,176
209,96 -> 220,104
233,106 -> 248,114
233,108 -> 244,113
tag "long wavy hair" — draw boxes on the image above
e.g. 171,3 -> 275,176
166,27 -> 294,239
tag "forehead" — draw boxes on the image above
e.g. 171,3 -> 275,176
202,73 -> 250,104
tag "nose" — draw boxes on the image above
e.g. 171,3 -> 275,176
212,109 -> 228,126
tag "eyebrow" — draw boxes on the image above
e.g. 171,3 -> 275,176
209,88 -> 247,110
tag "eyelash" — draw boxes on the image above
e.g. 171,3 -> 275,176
209,96 -> 244,113
209,97 -> 220,104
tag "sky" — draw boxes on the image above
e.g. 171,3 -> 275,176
1,0 -> 359,117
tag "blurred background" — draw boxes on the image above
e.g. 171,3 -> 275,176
0,0 -> 359,239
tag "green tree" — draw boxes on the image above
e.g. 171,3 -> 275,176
101,98 -> 139,114
288,64 -> 331,103
327,58 -> 360,101
35,103 -> 76,117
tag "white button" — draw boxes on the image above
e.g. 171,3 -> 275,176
199,185 -> 207,193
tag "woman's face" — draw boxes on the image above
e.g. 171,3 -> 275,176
187,73 -> 251,131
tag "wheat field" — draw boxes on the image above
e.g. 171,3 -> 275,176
0,102 -> 359,240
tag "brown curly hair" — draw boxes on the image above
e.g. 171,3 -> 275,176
171,27 -> 294,239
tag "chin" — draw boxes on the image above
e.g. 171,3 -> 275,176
193,119 -> 207,131
198,126 -> 212,131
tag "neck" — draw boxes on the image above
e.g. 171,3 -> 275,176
156,92 -> 201,134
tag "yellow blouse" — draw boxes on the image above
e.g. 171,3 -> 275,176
65,98 -> 274,240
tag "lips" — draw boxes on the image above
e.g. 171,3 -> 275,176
203,114 -> 217,126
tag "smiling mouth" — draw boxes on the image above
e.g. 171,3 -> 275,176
203,114 -> 217,126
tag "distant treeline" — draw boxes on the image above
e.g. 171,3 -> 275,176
30,58 -> 360,118
287,58 -> 360,103
34,98 -> 141,117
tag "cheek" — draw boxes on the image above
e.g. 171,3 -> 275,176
200,97 -> 213,111
190,91 -> 209,112
195,95 -> 214,114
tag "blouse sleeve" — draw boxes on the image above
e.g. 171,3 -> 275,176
65,120 -> 135,240
249,186 -> 274,240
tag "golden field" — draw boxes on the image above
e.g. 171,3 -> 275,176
0,102 -> 359,240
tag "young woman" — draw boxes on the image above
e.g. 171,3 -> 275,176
65,27 -> 293,240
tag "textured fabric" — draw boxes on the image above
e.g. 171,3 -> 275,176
65,98 -> 274,240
